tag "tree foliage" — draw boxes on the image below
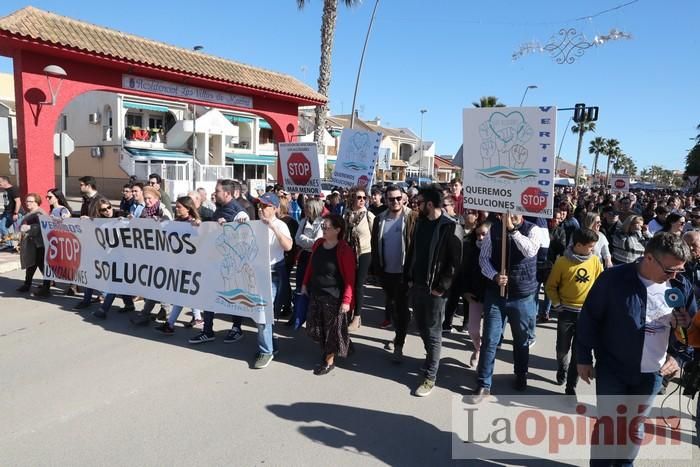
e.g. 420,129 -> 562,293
686,144 -> 700,176
472,96 -> 505,108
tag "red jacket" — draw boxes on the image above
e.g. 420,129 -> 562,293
302,238 -> 356,308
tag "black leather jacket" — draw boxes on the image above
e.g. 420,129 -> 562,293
404,214 -> 463,295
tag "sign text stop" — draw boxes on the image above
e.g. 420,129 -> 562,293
520,187 -> 547,213
287,152 -> 312,186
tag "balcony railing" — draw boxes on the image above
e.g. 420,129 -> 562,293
193,160 -> 233,182
120,150 -> 191,182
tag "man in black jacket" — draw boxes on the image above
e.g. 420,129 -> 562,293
404,185 -> 463,397
78,176 -> 100,217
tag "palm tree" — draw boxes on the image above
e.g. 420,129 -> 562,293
297,0 -> 360,153
588,136 -> 606,177
612,153 -> 628,174
571,121 -> 596,188
472,96 -> 506,108
603,138 -> 620,185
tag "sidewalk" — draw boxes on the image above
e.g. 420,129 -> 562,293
0,249 -> 20,273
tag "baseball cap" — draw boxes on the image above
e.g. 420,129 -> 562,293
259,192 -> 280,208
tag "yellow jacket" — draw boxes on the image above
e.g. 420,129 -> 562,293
545,254 -> 603,311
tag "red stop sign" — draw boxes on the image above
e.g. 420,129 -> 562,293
287,152 -> 312,185
614,179 -> 626,189
520,187 -> 547,213
46,230 -> 81,280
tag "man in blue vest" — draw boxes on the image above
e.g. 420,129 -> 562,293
472,213 -> 540,401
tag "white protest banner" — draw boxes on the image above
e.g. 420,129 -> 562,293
39,216 -> 273,324
610,174 -> 630,193
377,147 -> 391,171
462,106 -> 556,218
278,142 -> 321,195
331,128 -> 382,189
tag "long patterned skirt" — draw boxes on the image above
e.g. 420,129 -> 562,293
306,293 -> 350,357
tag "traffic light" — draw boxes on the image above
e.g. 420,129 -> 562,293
573,103 -> 599,123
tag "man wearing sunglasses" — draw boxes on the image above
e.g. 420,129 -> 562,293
148,173 -> 172,211
371,185 -> 418,362
684,206 -> 700,232
577,232 -> 696,465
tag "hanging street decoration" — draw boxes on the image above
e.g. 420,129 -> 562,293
512,27 -> 632,64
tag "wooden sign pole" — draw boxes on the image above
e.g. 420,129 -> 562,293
500,211 -> 508,297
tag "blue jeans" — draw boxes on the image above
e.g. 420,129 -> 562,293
205,260 -> 283,355
477,289 -> 535,390
168,306 -> 202,327
590,363 -> 663,467
0,211 -> 14,246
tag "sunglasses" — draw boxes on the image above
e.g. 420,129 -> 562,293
651,255 -> 685,275
355,196 -> 366,200
46,195 -> 54,199
387,196 -> 402,202
99,206 -> 112,213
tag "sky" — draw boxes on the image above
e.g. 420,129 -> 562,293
0,0 -> 698,172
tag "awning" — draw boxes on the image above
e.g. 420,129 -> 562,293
259,120 -> 272,130
329,129 -> 342,137
124,101 -> 170,113
125,147 -> 192,160
225,153 -> 277,165
225,114 -> 255,124
390,159 -> 408,167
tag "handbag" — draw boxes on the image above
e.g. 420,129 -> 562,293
293,292 -> 309,330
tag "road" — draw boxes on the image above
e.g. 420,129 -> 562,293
0,270 -> 697,466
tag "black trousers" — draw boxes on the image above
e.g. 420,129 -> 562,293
381,272 -> 410,347
556,310 -> 579,389
24,247 -> 50,290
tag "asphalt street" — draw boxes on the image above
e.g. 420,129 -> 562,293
1,270 -> 698,466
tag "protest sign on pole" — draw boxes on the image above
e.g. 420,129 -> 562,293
39,217 -> 273,324
247,179 -> 267,197
377,147 -> 391,171
331,128 -> 382,188
462,106 -> 556,218
609,174 -> 630,193
278,142 -> 322,196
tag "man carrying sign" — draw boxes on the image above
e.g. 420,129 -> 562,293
188,179 -> 249,344
473,213 -> 539,401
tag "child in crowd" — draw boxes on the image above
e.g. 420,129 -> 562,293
545,227 -> 603,395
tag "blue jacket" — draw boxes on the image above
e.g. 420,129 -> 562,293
212,199 -> 245,223
577,261 -> 697,384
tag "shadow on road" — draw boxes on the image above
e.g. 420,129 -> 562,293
267,402 -> 580,466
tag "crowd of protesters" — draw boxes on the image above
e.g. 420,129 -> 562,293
5,175 -> 700,445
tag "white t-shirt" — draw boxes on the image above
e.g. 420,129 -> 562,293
268,217 -> 291,265
638,274 -> 673,373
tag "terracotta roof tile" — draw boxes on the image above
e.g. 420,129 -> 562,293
0,6 -> 326,103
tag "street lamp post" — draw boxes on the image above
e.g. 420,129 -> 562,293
191,46 -> 203,190
350,0 -> 380,129
519,85 -> 537,107
419,109 -> 427,179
